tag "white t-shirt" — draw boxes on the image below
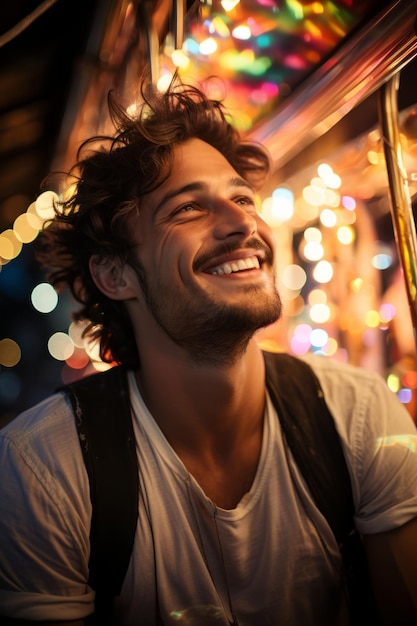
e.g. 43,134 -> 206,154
0,355 -> 417,625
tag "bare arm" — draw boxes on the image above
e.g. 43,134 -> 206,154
363,516 -> 417,625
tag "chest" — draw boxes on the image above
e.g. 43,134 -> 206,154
183,465 -> 254,510
115,439 -> 343,626
180,440 -> 262,510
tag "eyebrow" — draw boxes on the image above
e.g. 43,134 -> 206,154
154,177 -> 254,214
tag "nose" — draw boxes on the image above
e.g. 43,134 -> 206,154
212,199 -> 258,240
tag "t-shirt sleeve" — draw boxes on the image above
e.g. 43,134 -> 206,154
352,372 -> 417,534
0,394 -> 95,621
309,357 -> 417,535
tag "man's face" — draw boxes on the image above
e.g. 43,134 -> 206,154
129,137 -> 282,362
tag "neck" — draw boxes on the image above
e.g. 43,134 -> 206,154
134,331 -> 267,508
135,338 -> 265,453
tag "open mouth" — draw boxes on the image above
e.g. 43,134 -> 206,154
210,255 -> 261,275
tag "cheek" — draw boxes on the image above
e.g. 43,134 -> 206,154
138,221 -> 205,283
144,235 -> 194,283
258,218 -> 276,251
136,228 -> 171,269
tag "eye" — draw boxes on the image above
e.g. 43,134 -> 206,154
169,202 -> 202,220
235,195 -> 255,207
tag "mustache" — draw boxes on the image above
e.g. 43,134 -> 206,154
193,237 -> 274,272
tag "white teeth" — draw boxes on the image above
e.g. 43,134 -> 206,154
211,256 -> 260,275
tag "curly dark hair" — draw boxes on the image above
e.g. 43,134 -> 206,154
37,78 -> 271,369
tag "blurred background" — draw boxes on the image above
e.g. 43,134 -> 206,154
1,0 -> 417,423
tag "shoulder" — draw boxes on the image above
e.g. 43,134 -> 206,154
300,353 -> 382,392
300,355 -> 417,533
299,354 -> 410,427
0,392 -> 93,619
0,390 -> 89,508
1,391 -> 75,457
299,353 -> 416,441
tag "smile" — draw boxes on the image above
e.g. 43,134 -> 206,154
210,255 -> 261,275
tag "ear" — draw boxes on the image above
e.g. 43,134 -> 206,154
89,255 -> 137,300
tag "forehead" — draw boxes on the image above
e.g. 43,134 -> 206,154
170,137 -> 237,177
139,138 -> 249,217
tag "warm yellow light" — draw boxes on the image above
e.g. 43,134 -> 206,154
210,17 -> 230,38
281,264 -> 307,291
312,2 -> 324,14
232,25 -> 251,40
309,303 -> 331,323
311,176 -> 326,190
171,49 -> 190,69
240,49 -> 255,64
326,173 -> 342,189
304,227 -> 322,242
287,0 -> 304,20
69,320 -> 89,348
199,37 -> 218,55
48,332 -> 75,361
322,337 -> 338,356
317,162 -> 342,189
365,310 -> 380,328
13,213 -> 39,243
303,241 -> 324,261
320,208 -> 337,228
0,338 -> 21,367
337,225 -> 355,245
157,73 -> 174,92
303,184 -> 326,206
325,189 -> 340,207
0,229 -> 22,260
85,337 -> 102,361
35,190 -> 58,220
367,150 -> 380,165
351,277 -> 364,293
26,202 -> 44,229
387,373 -> 400,393
221,0 -> 240,10
317,162 -> 333,180
313,260 -> 333,283
308,288 -> 327,305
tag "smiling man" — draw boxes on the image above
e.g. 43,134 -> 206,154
0,79 -> 417,626
116,137 -> 281,368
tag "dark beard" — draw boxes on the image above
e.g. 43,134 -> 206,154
164,288 -> 282,366
131,260 -> 282,366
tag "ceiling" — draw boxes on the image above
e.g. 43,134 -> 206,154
0,0 -> 101,231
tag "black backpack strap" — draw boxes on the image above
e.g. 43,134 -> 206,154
263,350 -> 378,625
263,351 -> 353,543
61,366 -> 138,624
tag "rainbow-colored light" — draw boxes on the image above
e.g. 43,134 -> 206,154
159,0 -> 383,132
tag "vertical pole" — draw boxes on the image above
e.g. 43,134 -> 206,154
377,74 -> 417,351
